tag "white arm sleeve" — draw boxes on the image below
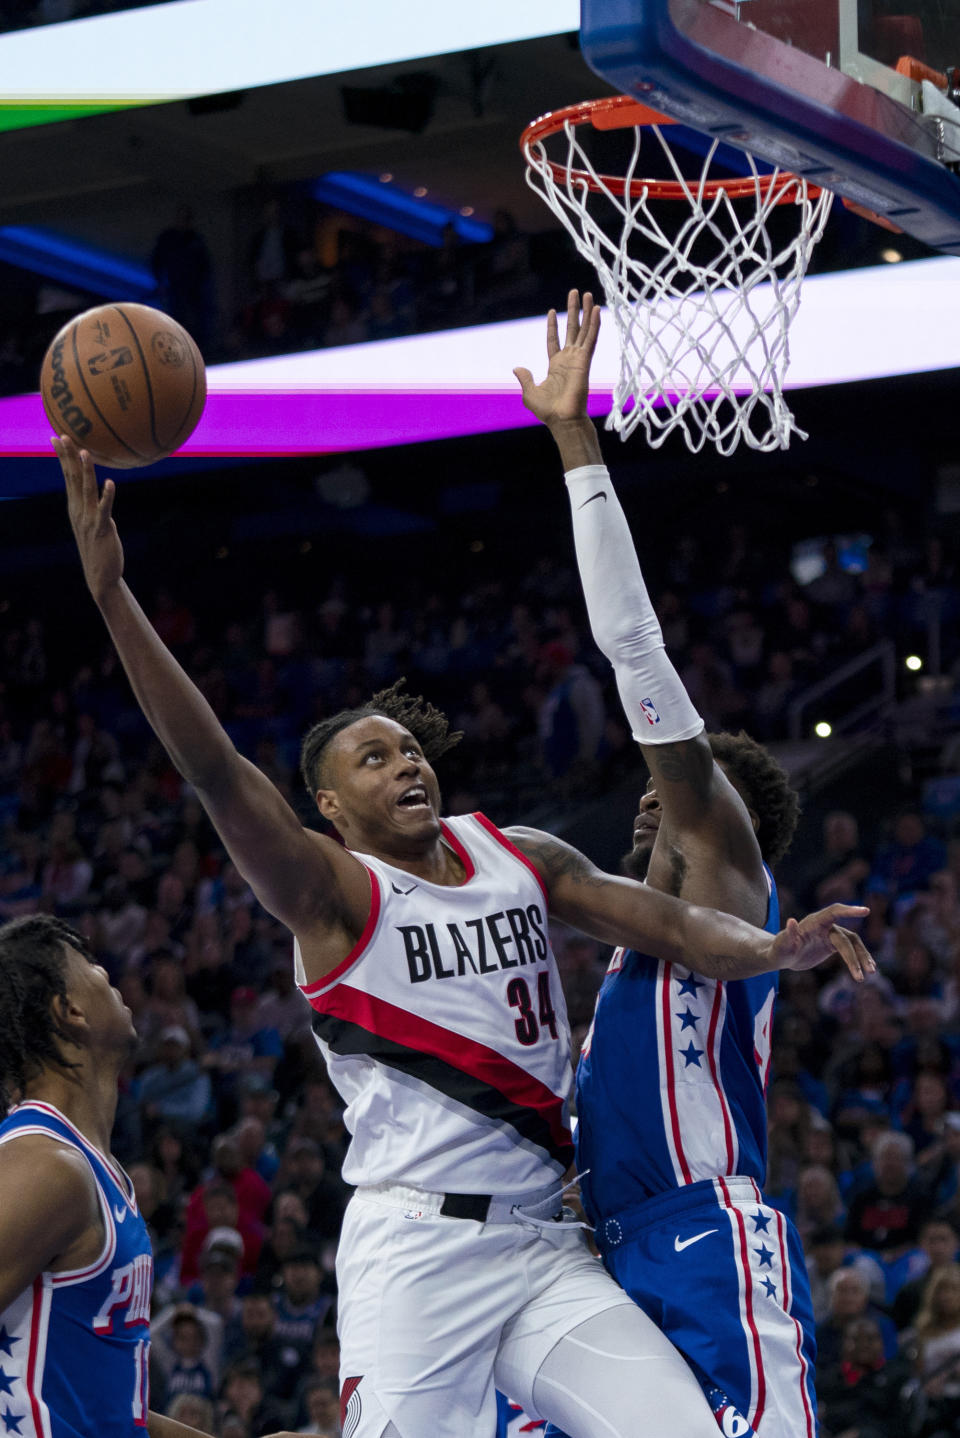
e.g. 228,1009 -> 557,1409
565,463 -> 704,746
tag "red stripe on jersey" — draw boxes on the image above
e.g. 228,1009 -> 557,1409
311,983 -> 571,1151
660,962 -> 692,1185
27,1276 -> 47,1438
719,1177 -> 766,1430
773,1207 -> 815,1438
705,982 -> 735,1171
439,820 -> 476,882
301,865 -> 381,995
473,814 -> 549,903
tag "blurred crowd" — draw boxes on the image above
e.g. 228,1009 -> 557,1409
0,198 -> 557,401
2,480 -> 960,1436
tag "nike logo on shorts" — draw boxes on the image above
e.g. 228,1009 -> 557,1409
578,491 -> 608,508
113,1204 -> 127,1224
674,1228 -> 717,1252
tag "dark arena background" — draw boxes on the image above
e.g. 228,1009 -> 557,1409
2,4 -> 960,1437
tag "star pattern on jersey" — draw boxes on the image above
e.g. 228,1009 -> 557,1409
0,1407 -> 22,1435
0,1334 -> 17,1361
750,1209 -> 772,1233
0,1374 -> 13,1400
676,971 -> 705,997
680,1040 -> 704,1068
761,1277 -> 778,1299
676,1006 -> 701,1031
755,1243 -> 774,1269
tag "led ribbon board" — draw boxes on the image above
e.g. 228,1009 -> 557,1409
5,256 -> 960,469
0,0 -> 580,131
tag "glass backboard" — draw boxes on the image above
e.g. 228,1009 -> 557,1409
580,0 -> 960,251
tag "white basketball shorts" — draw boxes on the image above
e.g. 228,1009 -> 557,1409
335,1181 -> 714,1438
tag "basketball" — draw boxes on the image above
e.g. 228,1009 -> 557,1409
40,302 -> 206,468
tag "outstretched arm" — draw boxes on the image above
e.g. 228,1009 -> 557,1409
54,436 -> 369,974
515,292 -> 765,918
507,826 -> 873,982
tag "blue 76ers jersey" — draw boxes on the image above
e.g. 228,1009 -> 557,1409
576,868 -> 780,1227
0,1102 -> 153,1438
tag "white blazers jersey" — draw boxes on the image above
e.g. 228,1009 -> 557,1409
295,813 -> 574,1193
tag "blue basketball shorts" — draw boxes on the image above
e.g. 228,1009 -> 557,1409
545,1176 -> 818,1438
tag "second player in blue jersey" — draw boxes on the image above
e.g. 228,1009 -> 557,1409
516,292 -> 829,1438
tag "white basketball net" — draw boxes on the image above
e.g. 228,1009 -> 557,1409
523,111 -> 834,455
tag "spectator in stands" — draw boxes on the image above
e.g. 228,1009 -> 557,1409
204,988 -> 284,1123
295,1377 -> 340,1436
166,1393 -> 216,1435
536,640 -> 605,780
816,1267 -> 898,1367
137,1024 -> 213,1128
872,810 -> 948,900
892,1218 -> 960,1329
272,1250 -> 332,1352
912,1264 -> 960,1435
255,1214 -> 307,1293
152,1301 -> 223,1409
799,810 -> 871,910
815,1317 -> 912,1438
222,1289 -> 305,1400
274,1137 -> 343,1243
845,1131 -> 932,1257
217,1358 -> 285,1438
182,1173 -> 263,1284
160,1306 -> 217,1406
793,1164 -> 847,1240
805,1225 -> 885,1324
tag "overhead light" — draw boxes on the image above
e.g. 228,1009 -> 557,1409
881,247 -> 903,263
379,172 -> 393,183
814,721 -> 832,738
0,225 -> 156,300
905,654 -> 923,671
311,173 -> 493,248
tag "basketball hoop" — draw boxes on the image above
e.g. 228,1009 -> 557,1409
520,96 -> 834,455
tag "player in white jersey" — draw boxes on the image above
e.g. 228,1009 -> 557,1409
53,433 -> 874,1438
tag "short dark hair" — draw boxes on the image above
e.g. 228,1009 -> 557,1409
0,916 -> 94,1112
707,730 -> 800,868
300,678 -> 463,796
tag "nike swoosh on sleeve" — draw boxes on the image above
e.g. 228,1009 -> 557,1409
578,491 -> 608,508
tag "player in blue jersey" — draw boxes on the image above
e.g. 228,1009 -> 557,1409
0,915 -> 296,1438
516,294 -> 821,1438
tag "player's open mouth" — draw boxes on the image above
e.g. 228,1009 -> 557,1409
397,785 -> 429,811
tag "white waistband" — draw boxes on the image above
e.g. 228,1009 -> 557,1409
354,1178 -> 565,1225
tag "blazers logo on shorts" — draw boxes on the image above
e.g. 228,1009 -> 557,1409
341,1376 -> 362,1438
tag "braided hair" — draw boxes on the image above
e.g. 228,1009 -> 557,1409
0,915 -> 92,1113
300,678 -> 463,797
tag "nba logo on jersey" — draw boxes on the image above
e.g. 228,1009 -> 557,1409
638,697 -> 660,726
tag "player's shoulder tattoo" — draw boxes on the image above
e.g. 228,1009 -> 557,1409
505,826 -> 607,890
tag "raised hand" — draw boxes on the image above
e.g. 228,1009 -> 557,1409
53,435 -> 124,603
771,903 -> 874,980
513,289 -> 601,429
